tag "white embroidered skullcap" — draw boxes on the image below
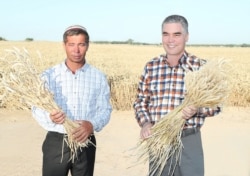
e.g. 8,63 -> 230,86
64,25 -> 87,33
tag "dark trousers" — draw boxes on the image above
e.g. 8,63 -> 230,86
42,132 -> 96,176
149,128 -> 204,176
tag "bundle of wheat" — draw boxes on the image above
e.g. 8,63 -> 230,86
136,59 -> 232,176
0,48 -> 91,161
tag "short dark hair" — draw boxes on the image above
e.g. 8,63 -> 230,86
162,15 -> 189,34
63,25 -> 89,43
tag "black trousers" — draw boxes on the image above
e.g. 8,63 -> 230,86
42,131 -> 96,176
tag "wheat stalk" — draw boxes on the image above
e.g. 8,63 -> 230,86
0,48 -> 92,161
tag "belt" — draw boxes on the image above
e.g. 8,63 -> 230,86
47,131 -> 67,136
46,132 -> 69,143
181,127 -> 200,138
47,131 -> 95,141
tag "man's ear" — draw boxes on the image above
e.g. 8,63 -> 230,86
185,34 -> 189,42
63,42 -> 66,50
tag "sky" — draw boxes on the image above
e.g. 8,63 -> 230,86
1,0 -> 249,44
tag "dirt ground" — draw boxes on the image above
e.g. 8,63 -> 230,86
0,106 -> 249,176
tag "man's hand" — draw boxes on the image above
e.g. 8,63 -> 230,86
182,105 -> 198,119
72,120 -> 93,143
140,122 -> 153,140
50,110 -> 66,124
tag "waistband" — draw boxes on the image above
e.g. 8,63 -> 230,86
181,127 -> 200,138
47,131 -> 95,140
47,131 -> 67,138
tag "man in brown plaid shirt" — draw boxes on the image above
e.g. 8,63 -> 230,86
133,15 -> 220,176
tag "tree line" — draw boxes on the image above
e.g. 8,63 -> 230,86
0,36 -> 249,47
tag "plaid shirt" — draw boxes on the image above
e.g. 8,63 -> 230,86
133,51 -> 220,129
32,61 -> 112,133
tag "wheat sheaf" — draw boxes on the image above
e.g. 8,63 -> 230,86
0,48 -> 92,161
136,58 -> 232,176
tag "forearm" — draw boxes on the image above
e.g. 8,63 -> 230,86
133,100 -> 152,127
90,84 -> 112,132
134,70 -> 152,127
89,109 -> 112,132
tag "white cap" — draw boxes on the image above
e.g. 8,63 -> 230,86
64,25 -> 87,33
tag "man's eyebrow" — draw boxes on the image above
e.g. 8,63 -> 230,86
174,32 -> 182,35
162,32 -> 182,35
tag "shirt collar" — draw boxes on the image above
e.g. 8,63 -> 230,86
180,51 -> 199,71
161,51 -> 188,67
179,51 -> 188,64
61,59 -> 90,73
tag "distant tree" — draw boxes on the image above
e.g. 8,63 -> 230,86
25,38 -> 34,41
126,39 -> 134,44
240,43 -> 249,47
0,37 -> 7,41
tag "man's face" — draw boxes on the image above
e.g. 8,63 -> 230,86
162,23 -> 189,58
64,34 -> 89,64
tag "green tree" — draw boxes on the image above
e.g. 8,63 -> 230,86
0,37 -> 7,41
126,39 -> 134,44
25,38 -> 34,41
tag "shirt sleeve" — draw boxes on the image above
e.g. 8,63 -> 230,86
31,106 -> 66,133
197,106 -> 221,118
133,65 -> 152,127
88,75 -> 112,132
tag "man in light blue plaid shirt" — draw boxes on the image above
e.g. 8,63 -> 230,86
32,25 -> 112,176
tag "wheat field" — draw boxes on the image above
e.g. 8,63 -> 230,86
0,41 -> 249,110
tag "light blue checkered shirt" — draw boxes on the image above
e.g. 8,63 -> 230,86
32,61 -> 112,133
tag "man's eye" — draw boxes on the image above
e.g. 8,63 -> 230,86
80,43 -> 87,47
162,33 -> 169,36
